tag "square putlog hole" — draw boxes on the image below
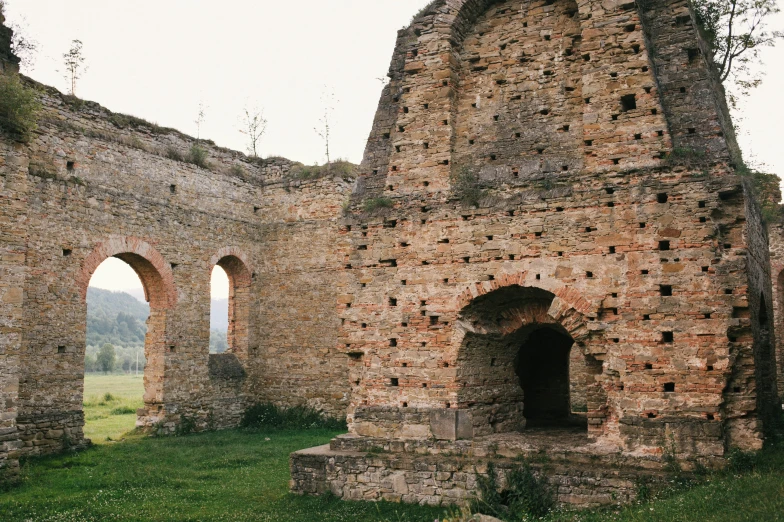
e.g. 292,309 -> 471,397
621,94 -> 637,112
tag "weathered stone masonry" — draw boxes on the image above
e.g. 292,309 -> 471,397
0,17 -> 353,478
0,6 -> 23,481
291,0 -> 782,507
0,0 -> 781,506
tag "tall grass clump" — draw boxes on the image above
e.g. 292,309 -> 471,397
362,197 -> 394,213
471,461 -> 554,521
450,165 -> 486,207
240,403 -> 346,431
187,144 -> 209,169
0,74 -> 41,143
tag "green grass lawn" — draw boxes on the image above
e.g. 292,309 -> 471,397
82,373 -> 145,444
1,429 -> 451,522
1,375 -> 781,521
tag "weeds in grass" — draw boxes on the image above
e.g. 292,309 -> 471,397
471,460 -> 554,521
176,415 -> 197,436
661,434 -> 682,475
0,74 -> 41,142
110,406 -> 136,415
240,403 -> 347,431
727,447 -> 758,473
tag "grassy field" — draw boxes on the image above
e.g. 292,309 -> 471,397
82,373 -> 144,443
1,376 -> 781,521
2,429 -> 450,522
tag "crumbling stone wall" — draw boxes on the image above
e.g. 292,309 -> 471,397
0,11 -> 22,481
0,74 -> 351,461
767,224 -> 784,401
293,0 -> 781,506
0,140 -> 25,481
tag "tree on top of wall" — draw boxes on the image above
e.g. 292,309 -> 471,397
239,104 -> 267,158
194,100 -> 207,141
314,87 -> 337,164
692,0 -> 783,105
61,39 -> 86,96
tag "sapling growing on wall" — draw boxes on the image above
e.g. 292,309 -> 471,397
61,39 -> 86,96
194,100 -> 207,140
314,87 -> 337,164
239,105 -> 267,158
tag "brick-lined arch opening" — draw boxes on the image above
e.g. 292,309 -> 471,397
212,252 -> 252,359
455,285 -> 598,437
79,239 -> 176,427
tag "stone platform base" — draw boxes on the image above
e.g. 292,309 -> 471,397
291,428 -> 690,508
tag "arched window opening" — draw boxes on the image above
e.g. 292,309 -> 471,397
85,257 -> 148,443
211,254 -> 252,358
210,266 -> 229,354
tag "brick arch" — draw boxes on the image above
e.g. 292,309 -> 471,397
78,236 -> 175,420
455,273 -> 594,346
210,247 -> 253,359
453,275 -> 607,436
78,236 -> 177,309
209,246 -> 253,283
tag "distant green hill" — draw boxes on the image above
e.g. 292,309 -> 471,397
87,288 -> 150,348
86,288 -> 228,354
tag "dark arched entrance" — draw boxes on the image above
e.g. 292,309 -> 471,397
456,285 -> 592,437
515,326 -> 575,427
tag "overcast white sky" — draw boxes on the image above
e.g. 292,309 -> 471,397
5,0 -> 782,296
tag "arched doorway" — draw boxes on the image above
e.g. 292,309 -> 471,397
84,257 -> 148,442
455,285 -> 596,437
79,238 -> 176,433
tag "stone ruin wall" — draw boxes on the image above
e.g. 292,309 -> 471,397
341,0 -> 779,454
290,0 -> 782,507
0,0 -> 782,499
0,72 -> 353,476
0,6 -> 23,480
766,224 -> 784,402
